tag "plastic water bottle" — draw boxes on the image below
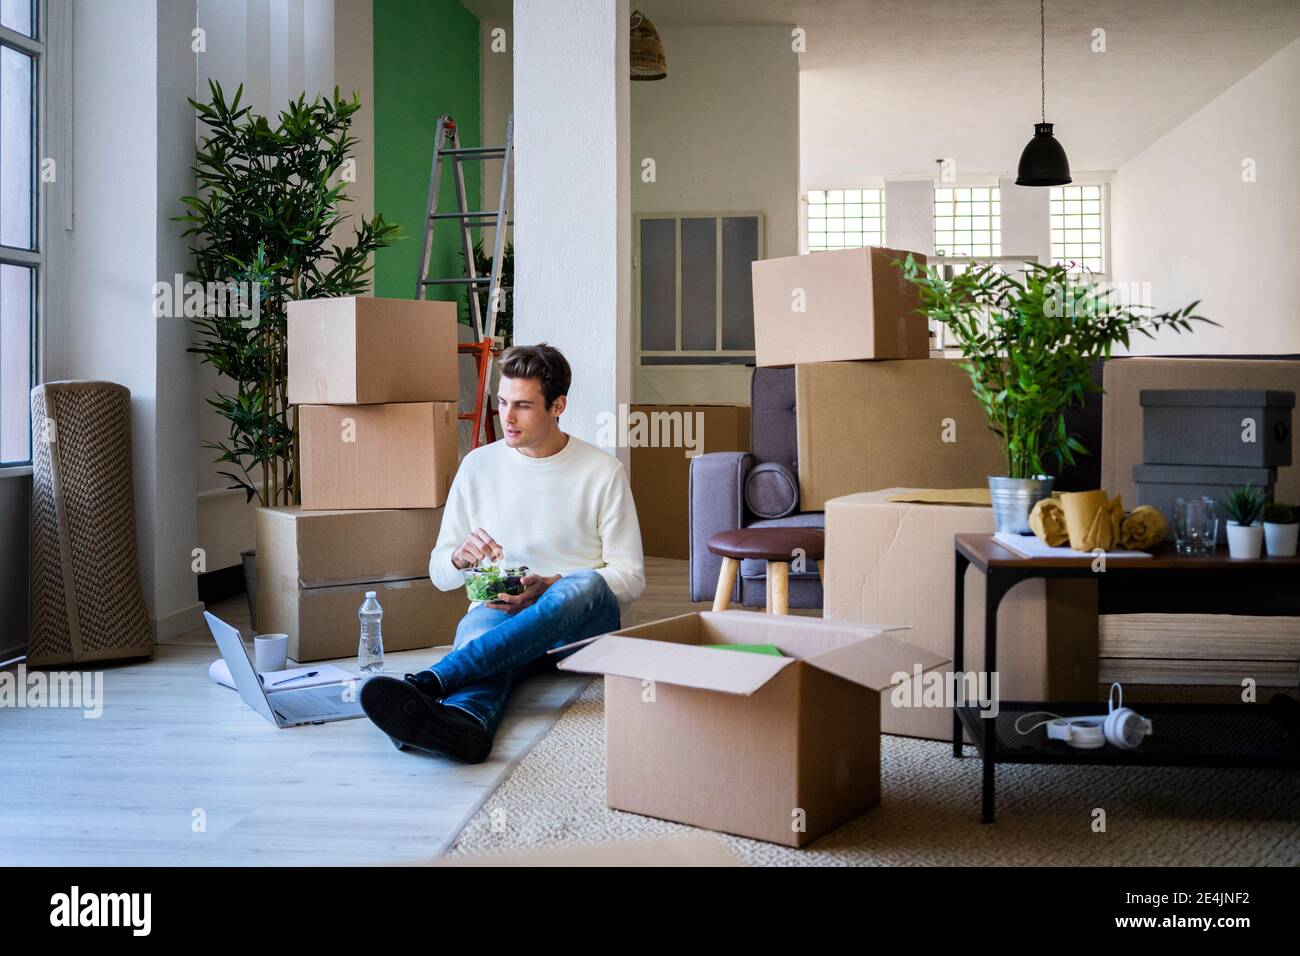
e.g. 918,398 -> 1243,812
358,591 -> 384,673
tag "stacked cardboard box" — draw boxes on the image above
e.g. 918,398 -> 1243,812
256,297 -> 467,662
750,247 -> 1005,510
630,404 -> 750,559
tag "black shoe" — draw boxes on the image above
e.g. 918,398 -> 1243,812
360,676 -> 493,763
405,669 -> 443,699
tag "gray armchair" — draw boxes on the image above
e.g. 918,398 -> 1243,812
688,367 -> 824,608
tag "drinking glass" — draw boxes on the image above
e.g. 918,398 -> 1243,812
1174,496 -> 1218,555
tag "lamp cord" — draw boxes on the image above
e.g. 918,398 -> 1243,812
1040,0 -> 1046,123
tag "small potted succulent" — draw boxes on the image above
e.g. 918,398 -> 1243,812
1221,485 -> 1265,559
1263,501 -> 1298,557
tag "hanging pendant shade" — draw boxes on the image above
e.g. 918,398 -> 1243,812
1015,0 -> 1071,186
1016,122 -> 1071,186
630,10 -> 667,80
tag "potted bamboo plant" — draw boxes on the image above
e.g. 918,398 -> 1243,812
1262,501 -> 1298,557
902,258 -> 1212,533
178,81 -> 397,622
1222,485 -> 1266,559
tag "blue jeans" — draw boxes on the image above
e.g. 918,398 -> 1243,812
426,570 -> 621,738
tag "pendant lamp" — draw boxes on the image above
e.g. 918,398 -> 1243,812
1016,0 -> 1071,186
631,10 -> 667,81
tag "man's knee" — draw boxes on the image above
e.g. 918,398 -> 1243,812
552,569 -> 613,610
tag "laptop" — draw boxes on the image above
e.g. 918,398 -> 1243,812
205,612 -> 365,727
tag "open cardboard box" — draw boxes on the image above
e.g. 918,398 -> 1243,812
554,610 -> 948,847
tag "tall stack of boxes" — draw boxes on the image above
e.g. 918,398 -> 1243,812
751,247 -> 1097,739
257,297 -> 468,663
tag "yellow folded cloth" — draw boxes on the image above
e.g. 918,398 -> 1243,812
1120,505 -> 1168,550
1060,490 -> 1125,552
1028,498 -> 1069,546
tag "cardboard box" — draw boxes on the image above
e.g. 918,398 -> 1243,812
823,489 -> 1098,740
256,505 -> 443,586
629,404 -> 751,559
287,296 -> 459,405
256,505 -> 467,662
1102,358 -> 1300,508
795,360 -> 1005,511
556,610 -> 948,847
299,402 -> 458,510
751,246 -> 929,367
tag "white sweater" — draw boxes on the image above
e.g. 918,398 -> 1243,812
428,434 -> 646,609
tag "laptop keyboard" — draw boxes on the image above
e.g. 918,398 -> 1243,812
272,687 -> 348,721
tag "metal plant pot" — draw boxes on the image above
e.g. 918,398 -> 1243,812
242,548 -> 258,629
988,475 -> 1055,535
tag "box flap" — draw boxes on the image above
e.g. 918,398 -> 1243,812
802,632 -> 949,692
554,635 -> 796,695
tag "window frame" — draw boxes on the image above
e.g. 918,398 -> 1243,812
805,187 -> 886,253
933,184 -> 1002,259
0,0 -> 48,472
633,210 -> 765,365
1050,182 -> 1109,277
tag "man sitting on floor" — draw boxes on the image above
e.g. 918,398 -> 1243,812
359,343 -> 645,762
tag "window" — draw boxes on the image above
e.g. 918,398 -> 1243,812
1051,184 -> 1105,273
635,213 -> 763,363
806,188 -> 884,252
0,0 -> 40,466
934,186 -> 1000,257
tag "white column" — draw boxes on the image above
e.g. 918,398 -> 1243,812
884,180 -> 936,256
512,0 -> 630,462
999,177 -> 1052,266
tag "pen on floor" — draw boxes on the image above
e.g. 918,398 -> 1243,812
271,671 -> 319,686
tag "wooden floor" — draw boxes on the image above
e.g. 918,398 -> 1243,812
0,556 -> 739,866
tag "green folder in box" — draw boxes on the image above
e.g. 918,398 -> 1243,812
699,643 -> 784,656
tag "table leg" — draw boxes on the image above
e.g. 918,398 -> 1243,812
980,570 -> 1014,825
953,550 -> 970,758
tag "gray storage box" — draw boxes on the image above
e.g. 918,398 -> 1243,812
1140,389 -> 1294,467
1133,463 -> 1276,543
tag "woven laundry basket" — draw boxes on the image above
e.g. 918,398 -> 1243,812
28,381 -> 153,666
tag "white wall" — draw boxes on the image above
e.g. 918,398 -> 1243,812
513,0 -> 630,460
630,24 -> 798,405
194,0 -> 359,570
479,12 -> 512,240
52,0 -> 201,640
1110,36 -> 1300,354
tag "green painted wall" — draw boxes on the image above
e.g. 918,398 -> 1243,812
372,0 -> 481,301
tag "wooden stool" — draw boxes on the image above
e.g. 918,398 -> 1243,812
706,528 -> 825,615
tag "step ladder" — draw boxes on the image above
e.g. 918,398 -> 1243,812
415,114 -> 514,449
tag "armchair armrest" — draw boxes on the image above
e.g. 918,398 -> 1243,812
688,451 -> 752,603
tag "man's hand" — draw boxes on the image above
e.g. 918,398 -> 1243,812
485,573 -> 561,612
451,528 -> 504,571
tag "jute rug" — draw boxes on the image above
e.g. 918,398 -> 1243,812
446,679 -> 1300,866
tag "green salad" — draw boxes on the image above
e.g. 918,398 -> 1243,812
464,564 -> 529,602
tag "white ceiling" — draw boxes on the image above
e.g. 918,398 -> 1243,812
464,0 -> 1300,181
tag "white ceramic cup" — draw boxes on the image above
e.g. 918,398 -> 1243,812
254,633 -> 289,672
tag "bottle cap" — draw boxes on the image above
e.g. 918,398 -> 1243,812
365,591 -> 376,598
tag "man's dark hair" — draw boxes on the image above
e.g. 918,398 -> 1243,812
498,343 -> 572,409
